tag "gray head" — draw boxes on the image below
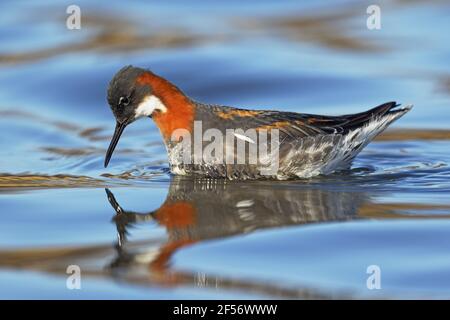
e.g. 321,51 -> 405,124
107,66 -> 151,123
104,65 -> 168,167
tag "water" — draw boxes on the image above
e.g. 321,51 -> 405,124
0,0 -> 450,299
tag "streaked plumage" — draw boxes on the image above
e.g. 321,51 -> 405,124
105,66 -> 412,180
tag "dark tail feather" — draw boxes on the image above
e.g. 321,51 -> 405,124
342,101 -> 412,132
298,102 -> 412,135
336,102 -> 412,167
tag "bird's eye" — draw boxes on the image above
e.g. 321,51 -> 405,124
118,96 -> 130,106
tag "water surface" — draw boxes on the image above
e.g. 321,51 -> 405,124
1,0 -> 450,299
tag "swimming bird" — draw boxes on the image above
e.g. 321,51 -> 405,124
104,66 -> 412,179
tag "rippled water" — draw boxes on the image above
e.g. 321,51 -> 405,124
1,0 -> 450,299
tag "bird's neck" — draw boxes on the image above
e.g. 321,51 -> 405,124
137,72 -> 195,141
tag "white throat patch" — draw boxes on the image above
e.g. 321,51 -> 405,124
135,95 -> 167,119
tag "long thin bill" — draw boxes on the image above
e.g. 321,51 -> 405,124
104,121 -> 127,168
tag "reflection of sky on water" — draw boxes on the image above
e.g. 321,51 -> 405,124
0,0 -> 449,299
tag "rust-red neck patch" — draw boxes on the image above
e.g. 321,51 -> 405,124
137,72 -> 195,140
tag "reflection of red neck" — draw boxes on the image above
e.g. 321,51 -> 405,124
150,239 -> 197,272
137,72 -> 195,141
150,200 -> 197,271
154,201 -> 196,228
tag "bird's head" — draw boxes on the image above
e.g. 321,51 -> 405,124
104,66 -> 194,167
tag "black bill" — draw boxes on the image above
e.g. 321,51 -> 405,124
104,121 -> 127,168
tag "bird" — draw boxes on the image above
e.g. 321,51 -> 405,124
104,65 -> 412,180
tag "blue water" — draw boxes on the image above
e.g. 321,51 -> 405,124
0,0 -> 450,299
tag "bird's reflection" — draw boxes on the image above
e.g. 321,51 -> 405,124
105,177 -> 368,272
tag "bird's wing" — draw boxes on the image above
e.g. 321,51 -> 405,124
212,101 -> 401,141
292,101 -> 402,135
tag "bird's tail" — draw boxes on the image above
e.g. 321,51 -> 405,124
342,101 -> 412,133
367,101 -> 413,136
378,102 -> 413,123
337,102 -> 413,167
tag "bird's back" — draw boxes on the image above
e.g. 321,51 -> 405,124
166,101 -> 411,179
